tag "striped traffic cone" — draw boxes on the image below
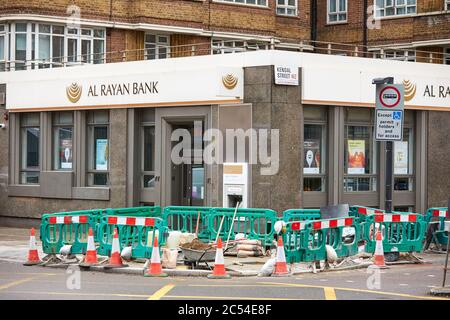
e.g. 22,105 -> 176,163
373,228 -> 388,268
144,236 -> 168,277
207,238 -> 231,279
104,228 -> 128,269
80,227 -> 98,267
24,228 -> 41,266
272,236 -> 290,276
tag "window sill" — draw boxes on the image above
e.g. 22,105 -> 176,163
212,1 -> 270,10
326,21 -> 348,26
7,184 -> 110,201
276,13 -> 299,19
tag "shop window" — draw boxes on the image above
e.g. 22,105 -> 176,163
277,0 -> 297,16
344,108 -> 377,192
375,0 -> 416,17
20,113 -> 40,184
87,111 -> 109,186
141,109 -> 155,188
144,34 -> 170,60
53,112 -> 74,170
328,0 -> 347,23
394,117 -> 414,191
303,107 -> 327,192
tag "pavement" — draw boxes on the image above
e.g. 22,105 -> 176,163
0,226 -> 449,300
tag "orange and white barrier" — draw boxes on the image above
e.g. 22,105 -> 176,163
208,238 -> 231,279
24,228 -> 41,266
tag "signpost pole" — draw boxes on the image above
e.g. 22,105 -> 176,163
385,78 -> 394,213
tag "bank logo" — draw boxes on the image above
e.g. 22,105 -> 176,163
403,79 -> 416,101
66,83 -> 82,103
222,74 -> 238,90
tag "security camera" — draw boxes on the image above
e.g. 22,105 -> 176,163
0,124 -> 6,129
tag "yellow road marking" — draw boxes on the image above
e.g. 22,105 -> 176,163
165,295 -> 301,300
0,277 -> 38,290
148,284 -> 175,300
259,282 -> 450,300
324,287 -> 337,300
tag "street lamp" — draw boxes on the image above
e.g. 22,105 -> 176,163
373,76 -> 394,213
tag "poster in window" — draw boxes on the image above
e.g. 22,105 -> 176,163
303,140 -> 321,174
95,139 -> 108,170
348,140 -> 365,174
394,141 -> 408,175
60,139 -> 73,169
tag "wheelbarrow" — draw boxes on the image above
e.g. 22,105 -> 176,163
181,244 -> 235,270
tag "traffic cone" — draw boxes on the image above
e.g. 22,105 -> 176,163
272,236 -> 290,276
144,236 -> 168,277
79,227 -> 98,267
24,228 -> 41,266
373,228 -> 388,268
207,238 -> 231,279
104,228 -> 128,269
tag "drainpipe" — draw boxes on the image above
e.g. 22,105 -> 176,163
311,0 -> 317,48
363,0 -> 368,57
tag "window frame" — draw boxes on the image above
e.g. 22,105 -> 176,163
19,113 -> 41,185
327,0 -> 348,24
144,33 -> 170,60
86,111 -> 110,186
276,0 -> 298,17
52,112 -> 74,171
343,109 -> 378,193
141,119 -> 156,189
303,119 -> 328,193
374,0 -> 417,18
0,24 -> 6,71
374,49 -> 416,62
211,39 -> 269,54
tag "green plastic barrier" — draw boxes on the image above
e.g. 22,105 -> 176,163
208,208 -> 277,246
283,216 -> 359,263
162,206 -> 213,241
282,209 -> 321,223
425,208 -> 449,246
40,213 -> 97,255
363,213 -> 427,254
96,215 -> 168,258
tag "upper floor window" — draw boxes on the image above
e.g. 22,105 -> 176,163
216,0 -> 267,6
144,34 -> 170,60
212,39 -> 268,54
276,0 -> 297,16
0,25 -> 5,71
328,0 -> 347,23
4,22 -> 105,71
375,49 -> 416,62
445,48 -> 450,65
447,0 -> 450,10
375,0 -> 416,17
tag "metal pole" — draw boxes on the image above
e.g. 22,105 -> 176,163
385,77 -> 394,213
443,198 -> 450,288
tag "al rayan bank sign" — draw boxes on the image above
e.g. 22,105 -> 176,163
6,67 -> 243,111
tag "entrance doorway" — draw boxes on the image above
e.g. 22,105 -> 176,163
169,122 -> 205,206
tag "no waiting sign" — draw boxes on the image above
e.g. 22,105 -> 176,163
376,84 -> 404,110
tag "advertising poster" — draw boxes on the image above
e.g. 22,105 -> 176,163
60,138 -> 73,169
394,141 -> 408,174
303,140 -> 321,174
348,140 -> 365,174
95,139 -> 108,170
